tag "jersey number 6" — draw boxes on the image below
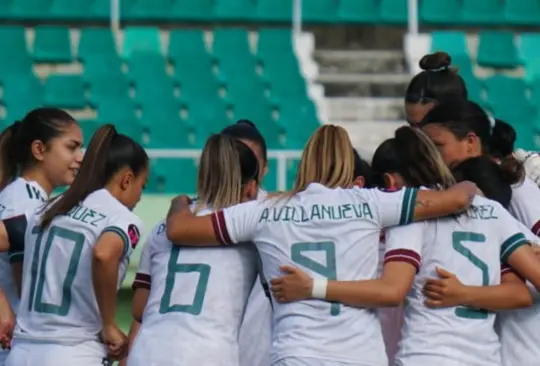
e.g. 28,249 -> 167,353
452,231 -> 489,320
291,241 -> 340,316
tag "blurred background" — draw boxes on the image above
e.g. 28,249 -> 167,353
1,0 -> 539,330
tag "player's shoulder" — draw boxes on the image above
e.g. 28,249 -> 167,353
0,178 -> 46,211
512,176 -> 540,196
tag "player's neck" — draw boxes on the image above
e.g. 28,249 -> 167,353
21,169 -> 53,196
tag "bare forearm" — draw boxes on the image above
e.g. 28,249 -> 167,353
461,284 -> 532,310
326,280 -> 404,308
92,258 -> 119,326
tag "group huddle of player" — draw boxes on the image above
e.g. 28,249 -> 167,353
0,50 -> 537,366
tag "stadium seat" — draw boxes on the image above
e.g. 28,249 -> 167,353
33,26 -> 72,63
231,96 -> 281,148
264,158 -> 278,192
380,0 -> 407,24
78,28 -> 118,61
460,70 -> 483,104
97,97 -> 138,123
278,99 -> 319,148
79,120 -> 101,141
122,27 -> 161,59
117,120 -> 145,142
50,0 -> 91,20
168,29 -> 209,60
337,0 -> 379,23
128,51 -> 170,85
215,0 -> 255,21
257,28 -> 293,60
44,75 -> 86,109
129,0 -> 171,20
302,0 -> 338,22
519,33 -> 540,82
493,103 -> 536,150
0,27 -> 33,77
141,97 -> 182,125
2,73 -> 44,121
263,57 -> 307,99
83,55 -> 124,82
88,73 -> 131,106
145,121 -> 192,149
484,75 -> 528,108
213,28 -> 253,63
477,31 -> 519,68
461,0 -> 504,25
150,158 -> 198,193
430,31 -> 469,59
421,0 -> 461,24
171,0 -> 214,21
256,0 -> 292,21
10,0 -> 50,20
504,0 -> 540,26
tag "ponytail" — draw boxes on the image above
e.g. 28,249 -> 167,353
41,124 -> 117,228
0,122 -> 22,191
196,134 -> 259,212
488,119 -> 525,185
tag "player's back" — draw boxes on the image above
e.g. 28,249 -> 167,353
251,184 -> 417,366
16,188 -> 141,344
0,178 -> 47,311
397,196 -> 513,366
133,207 -> 258,366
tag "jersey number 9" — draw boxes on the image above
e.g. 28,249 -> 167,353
291,241 -> 340,316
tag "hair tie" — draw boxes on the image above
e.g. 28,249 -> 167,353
487,113 -> 496,134
429,66 -> 449,72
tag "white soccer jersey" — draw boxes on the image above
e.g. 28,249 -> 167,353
0,178 -> 47,312
389,196 -> 529,366
12,188 -> 142,344
509,177 -> 540,235
212,183 -> 418,366
496,221 -> 540,366
129,207 -> 259,366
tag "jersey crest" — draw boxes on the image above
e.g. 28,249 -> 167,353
128,224 -> 141,248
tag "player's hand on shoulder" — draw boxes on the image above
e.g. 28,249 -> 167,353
271,265 -> 313,303
423,267 -> 467,308
100,324 -> 128,361
167,195 -> 193,220
0,300 -> 14,350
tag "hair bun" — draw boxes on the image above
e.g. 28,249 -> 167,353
236,119 -> 256,129
419,52 -> 452,72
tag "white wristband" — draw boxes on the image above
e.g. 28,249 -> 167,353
311,279 -> 328,299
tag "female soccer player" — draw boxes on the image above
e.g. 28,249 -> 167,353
162,124 -> 477,366
270,126 -> 540,366
404,52 -> 468,126
0,108 -> 83,364
0,124 -> 147,366
127,133 -> 260,366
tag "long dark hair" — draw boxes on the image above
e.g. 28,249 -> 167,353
41,124 -> 148,228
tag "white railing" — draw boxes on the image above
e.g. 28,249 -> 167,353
407,0 -> 419,36
110,0 -> 120,33
146,149 -> 303,191
293,0 -> 303,38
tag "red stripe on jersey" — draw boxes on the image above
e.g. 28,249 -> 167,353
532,220 -> 540,237
132,273 -> 151,291
384,249 -> 421,272
211,211 -> 232,245
501,264 -> 525,281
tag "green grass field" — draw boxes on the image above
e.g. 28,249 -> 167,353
116,289 -> 134,332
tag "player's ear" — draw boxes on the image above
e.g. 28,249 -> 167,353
353,176 -> 365,188
120,169 -> 135,191
244,180 -> 258,201
30,140 -> 47,162
383,173 -> 396,189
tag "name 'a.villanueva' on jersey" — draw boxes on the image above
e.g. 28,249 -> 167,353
258,202 -> 375,224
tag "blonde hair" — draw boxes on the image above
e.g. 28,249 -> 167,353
415,127 -> 456,189
196,134 -> 258,212
276,125 -> 355,199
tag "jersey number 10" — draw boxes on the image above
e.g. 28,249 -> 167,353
452,231 -> 489,320
28,226 -> 85,315
291,242 -> 340,316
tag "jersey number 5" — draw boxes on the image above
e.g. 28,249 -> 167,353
291,241 -> 339,316
28,226 -> 85,316
160,246 -> 211,315
452,231 -> 489,320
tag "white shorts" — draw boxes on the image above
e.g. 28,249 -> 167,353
6,339 -> 108,366
0,349 -> 8,366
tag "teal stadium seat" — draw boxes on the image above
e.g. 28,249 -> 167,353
264,159 -> 278,192
421,0 -> 461,24
150,158 -> 198,194
2,74 -> 44,121
302,0 -> 338,23
215,0 -> 255,21
279,99 -> 319,148
79,120 -> 101,141
477,31 -> 519,68
258,28 -> 293,60
44,75 -> 86,109
122,27 -> 161,59
10,0 -> 50,20
484,75 -> 528,108
172,0 -> 214,21
380,0 -> 407,24
78,28 -> 118,61
337,0 -> 379,23
430,31 -> 469,59
531,79 -> 540,105
145,121 -> 192,149
97,97 -> 138,123
0,27 -> 33,77
461,0 -> 504,25
504,0 -> 540,26
128,51 -> 173,99
141,98 -> 183,126
129,0 -> 171,20
33,26 -> 72,63
256,0 -> 292,22
88,73 -> 130,106
49,0 -> 91,20
519,33 -> 540,82
213,28 -> 257,75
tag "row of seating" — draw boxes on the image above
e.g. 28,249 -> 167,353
1,0 -> 539,26
432,31 -> 540,76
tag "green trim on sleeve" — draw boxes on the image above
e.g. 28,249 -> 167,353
399,188 -> 418,226
9,252 -> 24,263
501,233 -> 528,263
102,226 -> 130,257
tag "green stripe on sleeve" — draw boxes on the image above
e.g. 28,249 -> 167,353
102,226 -> 130,257
399,188 -> 418,225
501,233 -> 528,263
